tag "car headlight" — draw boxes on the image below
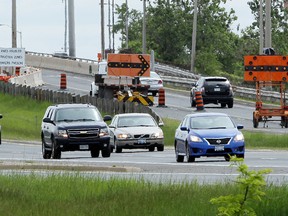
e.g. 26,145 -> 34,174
117,133 -> 132,139
189,135 -> 202,142
58,130 -> 68,138
151,131 -> 164,139
99,127 -> 110,137
234,133 -> 244,142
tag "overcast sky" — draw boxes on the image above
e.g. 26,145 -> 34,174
0,0 -> 254,60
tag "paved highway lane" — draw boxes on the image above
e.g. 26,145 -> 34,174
1,141 -> 288,184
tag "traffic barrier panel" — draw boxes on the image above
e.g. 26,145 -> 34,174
157,88 -> 167,107
195,91 -> 204,111
60,73 -> 67,90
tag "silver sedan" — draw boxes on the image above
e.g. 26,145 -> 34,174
109,113 -> 164,153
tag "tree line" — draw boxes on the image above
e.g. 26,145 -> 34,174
112,0 -> 288,80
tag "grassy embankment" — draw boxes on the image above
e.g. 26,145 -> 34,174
0,174 -> 287,215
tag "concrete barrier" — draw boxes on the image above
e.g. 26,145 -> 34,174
8,67 -> 44,87
25,54 -> 98,75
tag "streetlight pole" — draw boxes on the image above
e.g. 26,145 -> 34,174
68,0 -> 76,57
125,0 -> 129,49
12,0 -> 17,48
101,0 -> 105,58
265,0 -> 272,48
190,0 -> 198,74
142,0 -> 146,54
259,0 -> 264,54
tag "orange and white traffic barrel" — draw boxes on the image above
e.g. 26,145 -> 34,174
60,73 -> 67,90
195,91 -> 204,111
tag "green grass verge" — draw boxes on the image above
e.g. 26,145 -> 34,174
1,92 -> 288,149
0,174 -> 287,216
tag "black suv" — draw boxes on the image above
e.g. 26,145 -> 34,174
190,77 -> 234,108
41,104 -> 112,159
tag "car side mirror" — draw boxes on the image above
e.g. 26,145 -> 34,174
109,125 -> 115,128
43,117 -> 53,123
191,82 -> 196,87
0,114 -> 2,119
180,126 -> 189,131
103,115 -> 112,122
237,125 -> 244,130
158,122 -> 164,127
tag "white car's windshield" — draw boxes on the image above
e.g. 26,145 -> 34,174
118,116 -> 157,127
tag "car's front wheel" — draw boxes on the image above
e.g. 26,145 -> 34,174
115,139 -> 122,153
51,138 -> 61,159
175,146 -> 184,163
42,137 -> 51,159
186,144 -> 195,162
101,146 -> 111,158
157,145 -> 164,151
227,100 -> 233,108
149,146 -> 155,152
91,148 -> 100,157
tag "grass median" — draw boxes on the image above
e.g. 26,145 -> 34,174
0,174 -> 287,216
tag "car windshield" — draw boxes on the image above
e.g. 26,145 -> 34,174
117,116 -> 157,127
190,116 -> 235,129
150,72 -> 160,79
205,79 -> 228,86
55,107 -> 102,122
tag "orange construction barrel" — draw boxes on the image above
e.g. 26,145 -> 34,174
195,91 -> 204,111
60,73 -> 67,90
157,88 -> 167,107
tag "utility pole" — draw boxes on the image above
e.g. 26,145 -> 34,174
101,0 -> 105,58
112,0 -> 115,53
68,0 -> 76,57
190,0 -> 198,74
265,0 -> 272,48
142,0 -> 146,54
12,0 -> 17,48
125,0 -> 129,49
64,0 -> 67,53
259,0 -> 264,54
108,0 -> 111,51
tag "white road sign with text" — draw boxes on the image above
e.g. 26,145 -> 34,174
0,48 -> 25,67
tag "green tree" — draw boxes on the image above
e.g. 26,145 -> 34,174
243,0 -> 288,55
113,0 -> 250,77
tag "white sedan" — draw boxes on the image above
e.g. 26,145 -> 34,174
139,71 -> 163,96
109,113 -> 164,153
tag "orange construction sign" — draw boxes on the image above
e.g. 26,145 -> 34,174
244,55 -> 288,82
107,54 -> 150,77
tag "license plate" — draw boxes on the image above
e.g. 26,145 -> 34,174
214,88 -> 220,92
80,145 -> 89,150
215,145 -> 224,151
138,139 -> 146,144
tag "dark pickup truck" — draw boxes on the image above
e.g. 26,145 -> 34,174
41,104 -> 112,159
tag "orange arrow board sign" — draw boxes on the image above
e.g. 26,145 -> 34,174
107,54 -> 150,77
